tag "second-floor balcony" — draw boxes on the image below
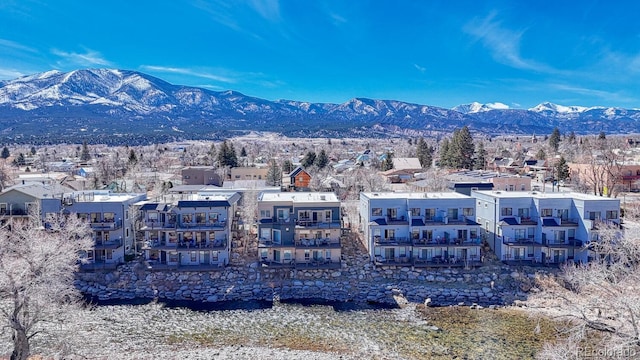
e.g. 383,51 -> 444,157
542,238 -> 583,248
295,219 -> 342,228
258,238 -> 294,247
90,220 -> 122,230
373,236 -> 411,245
502,236 -> 538,245
177,220 -> 227,230
94,238 -> 123,249
295,238 -> 341,248
141,220 -> 176,229
0,208 -> 29,216
413,237 -> 482,247
541,217 -> 579,227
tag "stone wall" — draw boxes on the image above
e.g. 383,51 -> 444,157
76,253 -> 549,306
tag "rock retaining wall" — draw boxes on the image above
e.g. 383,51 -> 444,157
76,255 -> 549,306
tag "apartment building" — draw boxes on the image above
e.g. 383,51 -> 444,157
360,192 -> 482,267
257,192 -> 342,269
138,192 -> 241,269
472,190 -> 620,265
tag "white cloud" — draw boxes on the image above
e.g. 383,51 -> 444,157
463,12 -> 557,74
51,48 -> 112,67
140,65 -> 236,84
413,64 -> 426,73
0,68 -> 26,79
248,0 -> 281,22
0,38 -> 37,53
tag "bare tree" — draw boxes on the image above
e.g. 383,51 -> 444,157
532,223 -> 640,357
0,213 -> 93,360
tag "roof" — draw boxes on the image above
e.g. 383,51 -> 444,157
412,218 -> 425,226
498,217 -> 520,226
472,190 -> 620,202
140,203 -> 170,211
360,192 -> 471,200
1,183 -> 73,199
392,157 -> 422,170
542,218 -> 559,226
259,192 -> 339,203
289,166 -> 309,178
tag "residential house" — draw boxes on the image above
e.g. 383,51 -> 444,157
360,192 -> 482,268
181,166 -> 222,186
472,190 -> 620,265
446,170 -> 532,194
139,192 -> 241,269
283,167 -> 312,191
257,192 -> 342,269
229,167 -> 269,181
41,190 -> 147,269
0,183 -> 73,223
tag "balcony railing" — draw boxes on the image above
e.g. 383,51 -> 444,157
177,221 -> 226,229
0,208 -> 28,216
94,238 -> 123,249
543,238 -> 583,247
258,238 -> 293,247
177,239 -> 227,249
295,238 -> 341,248
90,220 -> 122,230
423,216 -> 468,225
142,220 -> 176,229
295,219 -> 341,228
373,236 -> 411,245
502,237 -> 537,245
413,237 -> 482,246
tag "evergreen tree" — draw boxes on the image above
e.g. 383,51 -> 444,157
453,126 -> 475,169
567,131 -> 577,144
227,142 -> 238,168
549,127 -> 561,153
240,146 -> 247,157
266,159 -> 281,186
381,151 -> 394,171
1,147 -> 9,159
598,131 -> 606,140
217,140 -> 238,168
555,156 -> 570,181
416,137 -> 434,168
30,146 -> 36,156
314,149 -> 329,169
12,153 -> 25,167
301,151 -> 316,168
439,138 -> 450,168
282,159 -> 294,174
80,140 -> 91,161
474,142 -> 487,170
536,148 -> 546,160
208,143 -> 217,166
128,149 -> 138,165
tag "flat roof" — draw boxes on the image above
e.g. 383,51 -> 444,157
472,190 -> 619,202
259,192 -> 339,203
361,192 -> 471,200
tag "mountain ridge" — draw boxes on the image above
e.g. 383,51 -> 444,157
0,68 -> 639,145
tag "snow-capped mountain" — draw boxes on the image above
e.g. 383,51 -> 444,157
452,102 -> 509,114
0,68 -> 639,145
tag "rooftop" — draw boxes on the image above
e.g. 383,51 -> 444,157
472,190 -> 620,202
259,192 -> 339,203
361,192 -> 471,200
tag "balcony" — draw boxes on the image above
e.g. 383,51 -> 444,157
176,221 -> 227,230
423,216 -> 469,225
385,216 -> 409,225
374,255 -> 412,266
295,238 -> 341,248
90,220 -> 122,230
141,220 -> 176,230
94,238 -> 123,249
258,238 -> 294,248
373,236 -> 411,245
413,237 -> 481,247
502,236 -> 538,245
541,217 -> 579,227
542,238 -> 583,248
413,256 -> 482,268
177,239 -> 227,250
0,208 -> 29,216
295,219 -> 342,229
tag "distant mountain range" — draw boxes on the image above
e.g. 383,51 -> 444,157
0,68 -> 638,145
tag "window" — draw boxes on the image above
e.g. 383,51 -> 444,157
521,184 -> 526,191
125,210 -> 129,220
126,228 -> 129,237
425,208 -> 436,220
325,210 -> 331,222
372,208 -> 382,216
209,212 -> 219,223
106,250 -> 113,260
0,203 -> 6,214
557,209 -> 568,220
299,210 -> 310,220
411,230 -> 419,239
169,252 -> 178,263
470,229 -> 478,239
541,208 -> 552,217
387,208 -> 398,219
501,207 -> 513,216
508,185 -> 514,191
587,211 -> 600,220
212,251 -> 219,261
260,210 -> 271,219
196,212 -> 206,223
284,250 -> 292,261
410,208 -> 420,216
518,208 -> 529,218
384,229 -> 395,239
190,251 -> 197,262
304,249 -> 310,261
277,209 -> 287,220
148,212 -> 159,221
606,210 -> 618,219
325,250 -> 331,260
463,208 -> 474,216
91,212 -> 100,223
103,212 -> 115,222
182,214 -> 192,223
447,208 -> 458,219
260,249 -> 268,260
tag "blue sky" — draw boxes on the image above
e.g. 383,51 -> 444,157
1,0 -> 639,109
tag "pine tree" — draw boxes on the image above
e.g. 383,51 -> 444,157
30,146 -> 36,156
217,140 -> 238,168
536,148 -> 546,160
314,149 -> 329,169
282,159 -> 294,174
80,140 -> 91,161
567,131 -> 576,144
240,146 -> 247,157
416,137 -> 434,168
549,127 -> 561,153
266,159 -> 281,186
598,131 -> 606,140
454,126 -> 475,169
439,138 -> 450,168
227,142 -> 238,168
1,147 -> 9,159
208,143 -> 217,166
128,149 -> 138,165
301,151 -> 316,168
381,151 -> 394,171
474,142 -> 487,170
556,156 -> 570,181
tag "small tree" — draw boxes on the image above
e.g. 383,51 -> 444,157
314,149 -> 329,169
416,138 -> 434,168
301,151 -> 316,168
555,156 -> 570,181
266,159 -> 281,186
30,147 -> 36,156
381,151 -> 394,171
474,142 -> 487,170
1,146 -> 9,159
282,159 -> 294,174
535,148 -> 546,160
80,140 -> 91,161
0,213 -> 93,360
549,127 -> 561,153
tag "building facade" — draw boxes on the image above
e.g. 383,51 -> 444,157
139,192 -> 241,269
257,192 -> 342,269
360,192 -> 482,267
472,190 -> 620,265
